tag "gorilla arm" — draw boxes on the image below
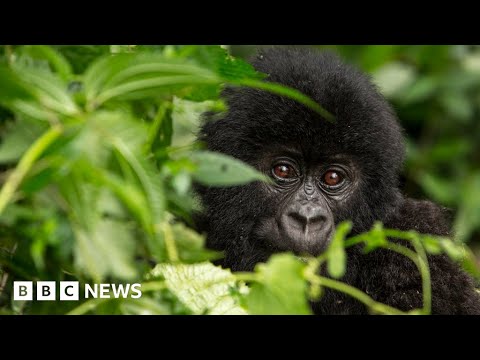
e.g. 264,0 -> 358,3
359,198 -> 480,314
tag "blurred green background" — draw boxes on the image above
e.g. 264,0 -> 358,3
232,45 -> 480,262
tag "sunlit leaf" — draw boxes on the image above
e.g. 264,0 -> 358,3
327,221 -> 352,278
191,150 -> 269,186
244,253 -> 311,315
152,262 -> 247,315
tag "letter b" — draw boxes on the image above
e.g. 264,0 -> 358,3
37,281 -> 56,301
13,281 -> 33,301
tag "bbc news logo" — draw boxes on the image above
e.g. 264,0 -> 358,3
13,281 -> 142,301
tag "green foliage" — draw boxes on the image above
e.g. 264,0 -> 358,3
244,254 -> 311,315
0,45 -> 479,315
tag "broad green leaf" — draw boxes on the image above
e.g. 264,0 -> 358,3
191,150 -> 269,186
151,262 -> 247,315
245,253 -> 311,315
327,221 -> 352,278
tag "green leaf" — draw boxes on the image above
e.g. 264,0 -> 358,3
11,63 -> 79,116
151,262 -> 247,315
0,65 -> 35,103
245,253 -> 311,315
83,53 -> 220,108
191,150 -> 269,186
170,221 -> 222,263
17,45 -> 73,81
184,45 -> 262,81
61,178 -> 138,281
0,118 -> 47,163
53,45 -> 111,74
363,222 -> 388,253
327,221 -> 352,278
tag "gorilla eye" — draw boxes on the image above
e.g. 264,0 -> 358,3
322,170 -> 344,187
272,163 -> 297,180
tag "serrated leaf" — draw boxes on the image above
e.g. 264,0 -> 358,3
327,221 -> 352,278
152,262 -> 247,315
191,150 -> 268,186
245,253 -> 311,315
61,179 -> 138,281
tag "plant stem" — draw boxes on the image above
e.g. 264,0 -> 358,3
162,222 -> 179,263
382,241 -> 431,314
317,276 -> 406,315
0,126 -> 62,215
144,102 -> 169,153
411,237 -> 432,314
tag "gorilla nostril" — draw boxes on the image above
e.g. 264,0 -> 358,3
308,214 -> 326,225
288,211 -> 326,229
289,212 -> 307,226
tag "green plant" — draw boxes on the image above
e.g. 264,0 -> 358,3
0,45 -> 477,315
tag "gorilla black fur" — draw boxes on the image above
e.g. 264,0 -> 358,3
196,47 -> 480,314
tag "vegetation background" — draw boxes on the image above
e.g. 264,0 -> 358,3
0,45 -> 478,315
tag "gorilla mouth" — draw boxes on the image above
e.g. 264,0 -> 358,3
253,217 -> 333,257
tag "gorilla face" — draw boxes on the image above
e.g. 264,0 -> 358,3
197,47 -> 406,268
252,148 -> 361,256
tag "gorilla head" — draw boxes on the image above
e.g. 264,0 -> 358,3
197,47 -> 405,270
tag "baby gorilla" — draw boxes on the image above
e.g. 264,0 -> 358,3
196,47 -> 480,314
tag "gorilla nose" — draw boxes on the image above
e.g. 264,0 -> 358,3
288,206 -> 327,232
